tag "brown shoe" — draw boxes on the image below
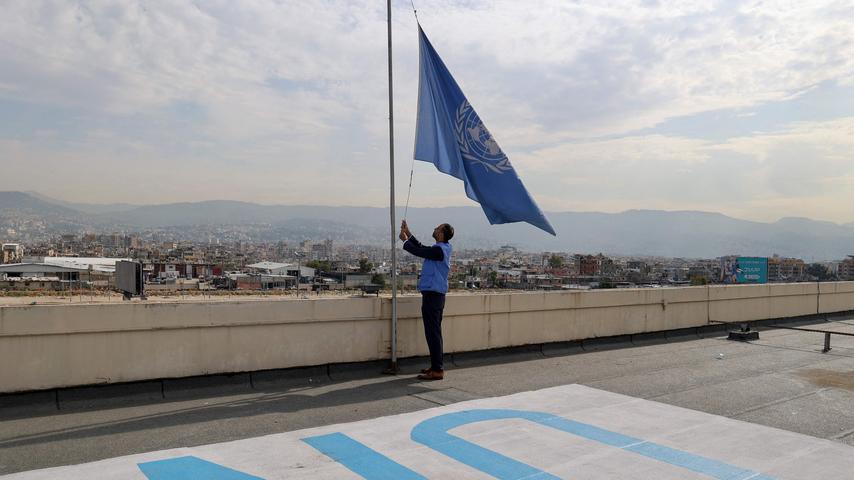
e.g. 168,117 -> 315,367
420,368 -> 431,374
417,370 -> 444,381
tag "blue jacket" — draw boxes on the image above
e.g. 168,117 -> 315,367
403,236 -> 452,294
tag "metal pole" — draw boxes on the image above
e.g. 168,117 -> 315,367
387,0 -> 399,373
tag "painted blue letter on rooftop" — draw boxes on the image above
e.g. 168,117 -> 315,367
138,456 -> 263,480
411,409 -> 776,480
302,432 -> 427,480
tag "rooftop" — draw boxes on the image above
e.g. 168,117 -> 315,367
245,261 -> 291,270
3,317 -> 854,477
43,257 -> 130,267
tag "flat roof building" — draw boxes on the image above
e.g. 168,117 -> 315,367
0,263 -> 87,281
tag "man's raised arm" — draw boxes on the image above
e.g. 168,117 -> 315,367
402,236 -> 444,261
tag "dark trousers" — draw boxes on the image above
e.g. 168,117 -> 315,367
421,291 -> 446,371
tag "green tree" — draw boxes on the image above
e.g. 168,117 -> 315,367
806,263 -> 832,281
488,270 -> 498,287
370,273 -> 386,287
548,254 -> 564,269
690,275 -> 709,286
358,258 -> 373,273
306,260 -> 331,272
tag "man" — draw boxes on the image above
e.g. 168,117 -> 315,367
399,220 -> 453,380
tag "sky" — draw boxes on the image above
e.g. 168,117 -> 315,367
1,0 -> 853,223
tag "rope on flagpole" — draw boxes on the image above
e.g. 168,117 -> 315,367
403,160 -> 415,220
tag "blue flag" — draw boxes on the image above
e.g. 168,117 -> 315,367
414,27 -> 556,236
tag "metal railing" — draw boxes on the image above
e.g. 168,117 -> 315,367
713,317 -> 854,353
763,323 -> 854,353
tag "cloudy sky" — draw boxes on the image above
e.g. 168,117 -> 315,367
1,0 -> 853,223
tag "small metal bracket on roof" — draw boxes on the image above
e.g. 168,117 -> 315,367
727,322 -> 759,341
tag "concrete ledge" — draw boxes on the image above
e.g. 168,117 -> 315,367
328,360 -> 390,381
163,373 -> 252,399
3,287 -> 854,393
582,335 -> 633,351
697,324 -> 728,338
251,366 -> 330,390
826,311 -> 854,321
0,391 -> 56,419
631,331 -> 668,346
452,346 -> 543,368
541,341 -> 584,357
57,381 -> 163,410
771,314 -> 834,327
4,310 -> 854,409
665,327 -> 700,342
753,318 -> 783,327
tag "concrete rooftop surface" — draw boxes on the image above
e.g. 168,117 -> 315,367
2,317 -> 854,478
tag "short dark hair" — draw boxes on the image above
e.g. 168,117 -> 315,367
442,223 -> 454,241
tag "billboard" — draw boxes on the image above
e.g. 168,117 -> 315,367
720,256 -> 767,284
116,260 -> 144,297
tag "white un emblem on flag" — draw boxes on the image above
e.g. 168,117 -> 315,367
455,100 -> 513,174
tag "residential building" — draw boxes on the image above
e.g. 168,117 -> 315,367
2,243 -> 23,264
767,256 -> 806,282
839,256 -> 854,281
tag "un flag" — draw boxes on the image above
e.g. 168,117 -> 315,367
414,27 -> 556,236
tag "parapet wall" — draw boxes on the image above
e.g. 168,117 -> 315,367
2,282 -> 854,393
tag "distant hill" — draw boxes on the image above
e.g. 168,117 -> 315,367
25,191 -> 139,214
2,191 -> 854,259
0,191 -> 80,216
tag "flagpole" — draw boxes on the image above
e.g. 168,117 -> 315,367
386,0 -> 399,373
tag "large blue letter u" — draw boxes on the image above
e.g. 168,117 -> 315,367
410,409 -> 775,480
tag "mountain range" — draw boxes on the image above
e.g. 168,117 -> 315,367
2,191 -> 853,260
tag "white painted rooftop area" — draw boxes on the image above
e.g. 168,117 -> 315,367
43,257 -> 131,272
4,384 -> 854,479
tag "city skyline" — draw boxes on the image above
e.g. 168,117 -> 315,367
4,190 -> 854,260
1,1 -> 853,223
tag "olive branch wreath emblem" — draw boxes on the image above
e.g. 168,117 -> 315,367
455,100 -> 513,174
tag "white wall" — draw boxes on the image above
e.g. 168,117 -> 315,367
2,282 -> 853,393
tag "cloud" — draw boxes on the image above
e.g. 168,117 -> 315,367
0,0 -> 852,223
515,116 -> 854,222
409,0 -> 854,141
0,2 -> 391,141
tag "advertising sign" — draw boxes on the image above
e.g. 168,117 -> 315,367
720,256 -> 768,284
736,257 -> 768,283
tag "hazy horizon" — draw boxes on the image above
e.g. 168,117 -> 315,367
12,190 -> 854,226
